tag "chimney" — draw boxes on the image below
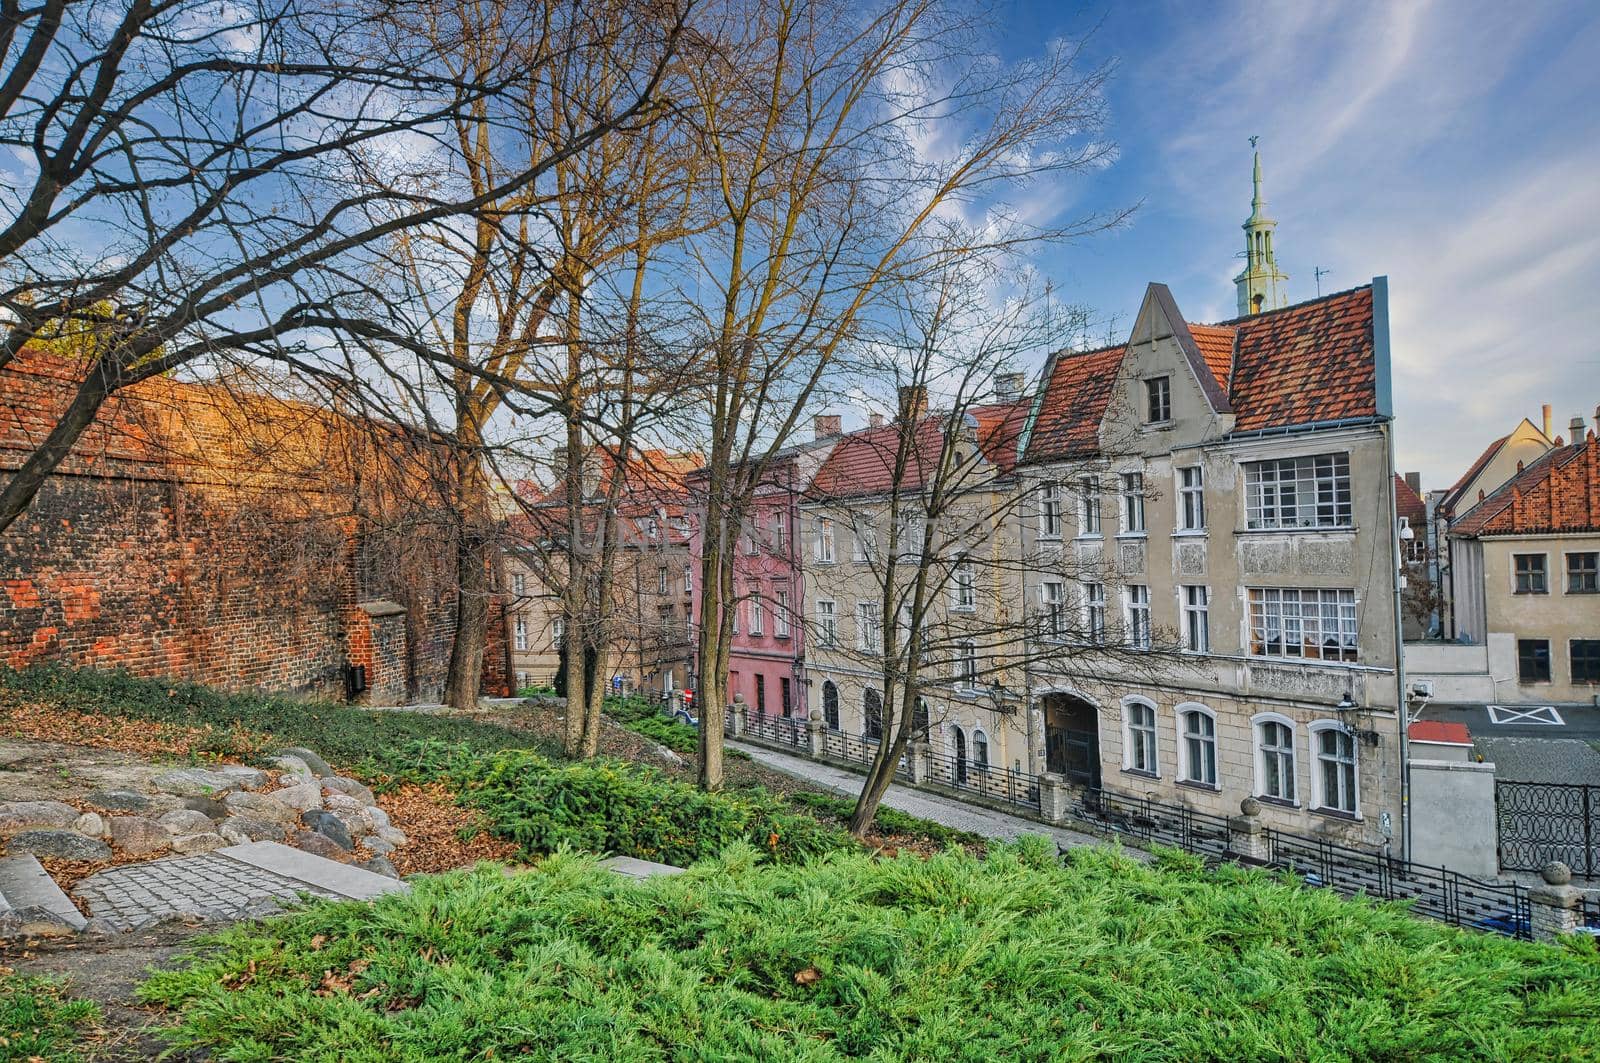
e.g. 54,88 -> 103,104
813,413 -> 842,441
867,413 -> 885,428
1403,471 -> 1421,496
1571,415 -> 1587,449
1542,404 -> 1553,439
994,372 -> 1026,403
897,385 -> 929,423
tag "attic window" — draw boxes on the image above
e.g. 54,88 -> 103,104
1145,376 -> 1171,424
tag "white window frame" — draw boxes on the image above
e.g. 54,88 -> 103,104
815,517 -> 835,563
1040,579 -> 1066,640
658,566 -> 669,595
971,728 -> 990,770
775,588 -> 791,638
1251,712 -> 1298,804
1309,721 -> 1360,817
1181,584 -> 1209,653
1175,703 -> 1218,788
1178,465 -> 1205,532
1125,584 -> 1151,650
1039,482 -> 1063,539
683,565 -> 693,594
1078,476 -> 1101,537
1513,552 -> 1549,595
552,617 -> 565,648
773,514 -> 788,553
1121,697 -> 1159,776
856,600 -> 882,654
952,559 -> 977,612
514,616 -> 528,651
511,571 -> 526,596
645,516 -> 660,539
852,517 -> 877,562
1243,454 -> 1353,530
1084,582 -> 1106,644
1247,587 -> 1359,662
750,594 -> 764,636
1119,472 -> 1145,535
816,599 -> 837,646
1145,375 -> 1171,424
956,640 -> 979,690
730,593 -> 739,635
1565,551 -> 1599,595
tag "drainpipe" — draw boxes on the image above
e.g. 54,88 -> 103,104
1373,276 -> 1410,861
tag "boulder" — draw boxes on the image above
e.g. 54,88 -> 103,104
152,767 -> 246,797
364,836 -> 396,857
277,772 -> 317,790
375,825 -> 408,848
268,782 -> 322,813
321,776 -> 376,806
170,832 -> 226,855
109,816 -> 171,856
323,794 -> 374,835
224,791 -> 300,825
300,809 -> 353,851
214,765 -> 270,790
182,796 -> 230,820
156,809 -> 216,836
366,806 -> 392,832
219,817 -> 283,845
85,790 -> 156,813
73,812 -> 107,839
361,856 -> 400,879
280,747 -> 334,778
9,829 -> 112,861
289,829 -> 350,862
270,753 -> 312,777
0,800 -> 80,837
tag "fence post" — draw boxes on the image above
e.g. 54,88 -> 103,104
1037,772 -> 1071,824
806,709 -> 825,759
1229,797 -> 1270,864
728,696 -> 746,738
908,740 -> 930,784
1529,862 -> 1582,942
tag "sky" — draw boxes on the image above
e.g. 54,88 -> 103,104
998,0 -> 1600,488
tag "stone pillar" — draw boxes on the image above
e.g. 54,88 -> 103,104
1529,862 -> 1582,942
908,740 -> 930,784
806,709 -> 825,758
728,695 -> 745,738
1038,772 -> 1071,824
1229,797 -> 1270,864
1028,702 -> 1046,777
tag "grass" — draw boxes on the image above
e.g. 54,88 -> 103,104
138,841 -> 1600,1061
0,972 -> 100,1062
599,693 -> 700,754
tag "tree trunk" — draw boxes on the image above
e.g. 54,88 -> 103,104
696,531 -> 727,790
0,361 -> 113,536
581,643 -> 608,757
443,519 -> 490,709
849,705 -> 910,837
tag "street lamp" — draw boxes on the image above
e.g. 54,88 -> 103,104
1336,690 -> 1381,746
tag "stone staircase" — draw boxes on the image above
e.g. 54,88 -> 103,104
0,852 -> 87,936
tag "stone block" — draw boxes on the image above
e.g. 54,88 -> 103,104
10,829 -> 112,861
153,767 -> 247,797
269,782 -> 322,812
157,809 -> 217,836
281,747 -> 334,778
219,817 -> 285,845
0,800 -> 80,837
321,776 -> 376,806
85,790 -> 156,813
109,816 -> 171,856
170,832 -> 227,855
301,810 -> 354,851
225,791 -> 300,825
72,812 -> 107,839
289,830 -> 352,862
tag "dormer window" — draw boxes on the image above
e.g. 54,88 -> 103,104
1145,376 -> 1171,424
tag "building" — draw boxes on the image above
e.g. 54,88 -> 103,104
1233,147 -> 1289,317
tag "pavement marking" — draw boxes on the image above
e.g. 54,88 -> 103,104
1486,704 -> 1565,726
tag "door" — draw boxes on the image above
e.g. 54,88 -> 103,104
1043,694 -> 1101,788
954,726 -> 968,785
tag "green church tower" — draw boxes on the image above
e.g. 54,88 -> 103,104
1233,143 -> 1288,316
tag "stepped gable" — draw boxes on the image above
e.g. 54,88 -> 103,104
1449,433 -> 1600,537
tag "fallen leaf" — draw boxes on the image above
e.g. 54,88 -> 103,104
794,967 -> 821,986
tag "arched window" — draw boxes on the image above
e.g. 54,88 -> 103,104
1176,704 -> 1217,787
912,698 -> 930,739
1122,698 -> 1158,776
822,680 -> 839,731
952,725 -> 968,784
972,729 -> 989,771
1252,713 -> 1297,803
863,688 -> 883,742
1311,723 -> 1358,815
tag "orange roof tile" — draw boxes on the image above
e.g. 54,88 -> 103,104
1018,344 -> 1125,461
1187,324 -> 1236,392
1438,435 -> 1507,517
1394,474 -> 1426,526
1449,433 -> 1600,537
809,400 -> 1029,499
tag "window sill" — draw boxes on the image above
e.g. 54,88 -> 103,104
1037,534 -> 1063,544
1074,534 -> 1104,542
1255,794 -> 1299,810
1512,590 -> 1549,596
1115,532 -> 1148,540
1310,805 -> 1361,822
1175,779 -> 1221,793
1121,768 -> 1160,781
1172,529 -> 1207,538
950,606 -> 977,614
1246,654 -> 1363,671
1236,526 -> 1356,536
1141,420 -> 1174,431
1565,589 -> 1599,595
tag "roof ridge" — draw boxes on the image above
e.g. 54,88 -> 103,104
1209,282 -> 1373,327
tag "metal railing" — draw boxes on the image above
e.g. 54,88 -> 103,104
1068,788 -> 1236,861
1496,780 -> 1599,879
924,751 -> 1040,812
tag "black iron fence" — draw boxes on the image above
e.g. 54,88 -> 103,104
1496,781 -> 1599,880
924,750 -> 1040,812
1068,788 -> 1237,861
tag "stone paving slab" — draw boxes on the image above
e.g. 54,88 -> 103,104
220,841 -> 410,901
600,855 -> 686,880
0,853 -> 87,930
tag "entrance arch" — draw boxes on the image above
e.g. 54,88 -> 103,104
1042,692 -> 1101,788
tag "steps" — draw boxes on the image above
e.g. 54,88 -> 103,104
0,853 -> 88,935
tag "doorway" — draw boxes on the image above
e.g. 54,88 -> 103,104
1042,693 -> 1101,788
953,726 -> 968,785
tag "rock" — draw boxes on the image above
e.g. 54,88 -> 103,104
182,796 -> 230,820
170,832 -> 226,855
9,829 -> 112,861
300,810 -> 353,851
0,906 -> 79,939
109,816 -> 171,856
364,836 -> 395,857
85,790 -> 155,813
73,812 -> 107,839
366,806 -> 392,832
224,791 -> 299,825
153,767 -> 247,797
323,794 -> 374,835
271,753 -> 312,776
375,825 -> 408,848
156,809 -> 216,836
268,782 -> 322,812
82,917 -> 122,938
361,856 -> 399,879
0,800 -> 80,837
219,817 -> 283,845
289,829 -> 350,862
213,765 -> 270,790
321,776 -> 376,806
281,747 -> 334,778
278,771 -> 316,789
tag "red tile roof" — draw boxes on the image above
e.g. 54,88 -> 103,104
809,400 -> 1029,498
1449,433 -> 1600,537
1439,435 -> 1507,516
1408,721 -> 1472,745
1022,285 -> 1377,464
1394,474 -> 1426,527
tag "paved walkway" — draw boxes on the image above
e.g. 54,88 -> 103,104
731,740 -> 1131,855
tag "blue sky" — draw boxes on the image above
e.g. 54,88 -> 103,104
1002,0 -> 1600,487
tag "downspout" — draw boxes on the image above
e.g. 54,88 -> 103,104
1373,276 -> 1411,860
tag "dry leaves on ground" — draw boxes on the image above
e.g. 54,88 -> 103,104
378,782 -> 520,876
0,700 -> 270,760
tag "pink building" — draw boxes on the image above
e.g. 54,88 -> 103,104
688,423 -> 838,717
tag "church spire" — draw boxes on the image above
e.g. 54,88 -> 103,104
1234,139 -> 1289,316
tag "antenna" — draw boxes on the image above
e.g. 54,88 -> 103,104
1249,134 -> 1259,150
1313,266 -> 1332,296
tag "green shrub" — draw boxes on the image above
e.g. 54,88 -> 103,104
0,973 -> 100,1062
600,693 -> 699,753
787,791 -> 986,848
140,845 -> 1600,1061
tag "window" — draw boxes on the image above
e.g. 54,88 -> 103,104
1120,472 -> 1145,534
781,677 -> 793,717
1179,707 -> 1217,787
956,640 -> 978,689
775,589 -> 791,638
1514,554 -> 1548,594
972,730 -> 989,770
864,688 -> 883,742
1247,588 -> 1358,662
1518,638 -> 1551,682
1124,700 -> 1157,775
750,595 -> 764,636
856,601 -> 882,653
1041,580 -> 1066,640
1243,454 -> 1352,529
744,523 -> 759,554
754,674 -> 766,714
952,560 -> 976,611
815,517 -> 835,562
517,670 -> 528,689
1566,552 -> 1598,594
1313,726 -> 1358,815
514,617 -> 528,651
552,617 -> 565,648
683,565 -> 693,594
822,680 -> 839,730
512,572 -> 526,596
1256,718 -> 1296,802
816,600 -> 837,646
730,594 -> 739,635
852,518 -> 877,562
645,517 -> 660,539
1040,483 -> 1063,538
1126,584 -> 1151,650
658,566 -> 668,595
773,515 -> 788,553
897,511 -> 923,561
1145,376 -> 1171,423
1078,476 -> 1101,535
1179,466 -> 1205,531
1084,582 -> 1106,644
658,606 -> 674,637
1182,585 -> 1209,653
1572,640 -> 1600,684
912,698 -> 929,739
